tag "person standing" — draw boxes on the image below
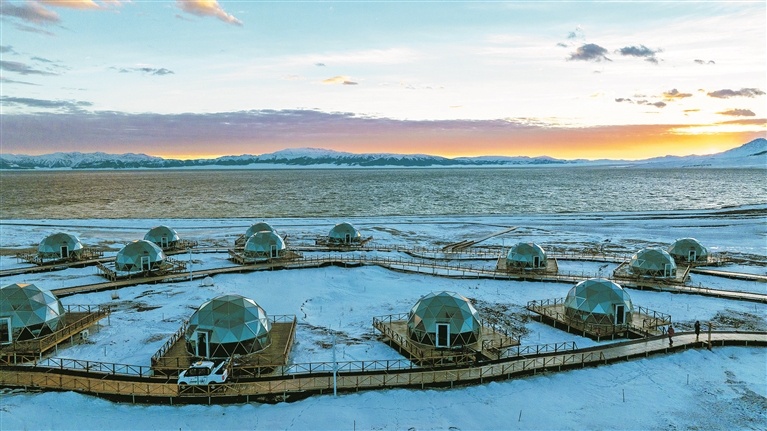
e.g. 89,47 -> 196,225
694,320 -> 701,341
668,324 -> 675,346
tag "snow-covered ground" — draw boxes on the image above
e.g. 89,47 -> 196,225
1,206 -> 766,430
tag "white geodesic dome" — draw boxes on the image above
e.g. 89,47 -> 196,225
244,231 -> 286,258
185,294 -> 272,358
668,238 -> 708,263
407,291 -> 482,348
0,283 -> 65,341
37,232 -> 83,259
564,278 -> 633,325
115,240 -> 166,272
630,248 -> 677,278
506,242 -> 547,269
143,225 -> 180,250
328,222 -> 361,244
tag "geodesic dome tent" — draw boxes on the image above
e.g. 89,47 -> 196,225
506,242 -> 547,269
328,222 -> 361,245
668,238 -> 708,263
563,278 -> 633,326
115,240 -> 166,272
185,294 -> 272,358
244,231 -> 286,259
407,291 -> 482,348
143,225 -> 180,250
37,232 -> 83,260
0,283 -> 65,342
245,222 -> 276,238
630,248 -> 677,278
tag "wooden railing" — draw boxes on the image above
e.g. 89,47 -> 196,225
1,305 -> 110,357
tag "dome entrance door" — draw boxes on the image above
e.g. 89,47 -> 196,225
614,304 -> 625,325
436,323 -> 450,348
0,317 -> 11,344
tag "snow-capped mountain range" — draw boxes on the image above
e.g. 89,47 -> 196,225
1,138 -> 764,169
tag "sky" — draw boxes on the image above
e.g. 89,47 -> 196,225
0,0 -> 765,160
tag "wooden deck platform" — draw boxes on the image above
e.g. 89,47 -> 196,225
151,317 -> 297,376
495,256 -> 559,275
0,306 -> 110,360
96,257 -> 188,282
15,248 -> 104,266
526,300 -> 671,340
612,261 -> 690,283
373,316 -> 519,365
227,249 -> 303,265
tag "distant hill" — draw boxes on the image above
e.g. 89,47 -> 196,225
1,139 -> 764,170
633,138 -> 766,168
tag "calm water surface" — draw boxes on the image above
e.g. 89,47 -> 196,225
1,168 -> 765,219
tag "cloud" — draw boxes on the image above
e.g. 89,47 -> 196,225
716,109 -> 755,117
694,59 -> 715,65
0,1 -> 60,24
636,100 -> 666,108
568,44 -> 611,62
0,60 -> 58,76
116,67 -> 175,76
615,98 -> 633,103
38,0 -> 101,9
0,76 -> 41,86
322,75 -> 358,85
1,45 -> 17,54
566,26 -> 584,40
617,45 -> 661,64
11,22 -> 56,36
300,48 -> 418,66
1,96 -> 92,111
707,88 -> 765,99
315,63 -> 326,67
176,0 -> 243,26
617,45 -> 660,58
663,89 -> 692,100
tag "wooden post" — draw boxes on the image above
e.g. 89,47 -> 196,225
707,322 -> 713,350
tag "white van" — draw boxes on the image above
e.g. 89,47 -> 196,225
177,360 -> 230,386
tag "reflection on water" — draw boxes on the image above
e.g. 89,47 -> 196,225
1,168 -> 764,219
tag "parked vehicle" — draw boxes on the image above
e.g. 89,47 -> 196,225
177,359 -> 230,386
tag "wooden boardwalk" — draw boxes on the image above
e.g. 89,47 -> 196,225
2,331 -> 764,404
442,227 -> 517,252
47,254 -> 767,303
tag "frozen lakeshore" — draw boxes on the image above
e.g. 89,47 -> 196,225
1,205 -> 766,430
